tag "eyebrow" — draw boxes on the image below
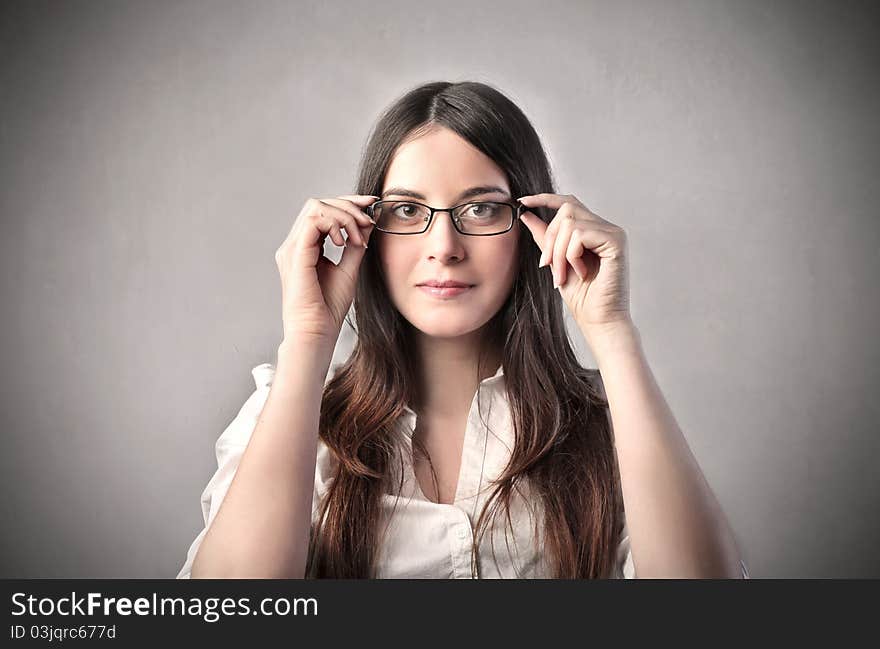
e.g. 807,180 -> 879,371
381,185 -> 510,202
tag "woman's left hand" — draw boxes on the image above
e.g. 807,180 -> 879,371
518,193 -> 632,335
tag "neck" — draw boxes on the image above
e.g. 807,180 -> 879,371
413,327 -> 500,419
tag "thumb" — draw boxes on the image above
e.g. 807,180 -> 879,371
518,209 -> 547,250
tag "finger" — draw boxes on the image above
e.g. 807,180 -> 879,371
337,223 -> 369,279
326,220 -> 345,247
520,193 -> 607,225
318,200 -> 367,248
324,197 -> 378,228
288,207 -> 321,255
539,199 -> 576,268
518,193 -> 573,211
339,194 -> 381,203
571,224 -> 626,260
332,197 -> 380,284
518,209 -> 548,255
552,217 -> 575,288
539,217 -> 559,268
340,194 -> 381,215
322,199 -> 370,246
565,233 -> 589,281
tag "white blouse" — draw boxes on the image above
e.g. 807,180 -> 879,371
176,362 -> 748,579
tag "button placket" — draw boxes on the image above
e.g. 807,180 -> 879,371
454,385 -> 492,508
451,508 -> 475,578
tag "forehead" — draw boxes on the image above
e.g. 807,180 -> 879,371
383,127 -> 509,195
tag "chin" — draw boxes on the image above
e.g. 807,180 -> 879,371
407,308 -> 500,338
410,321 -> 480,339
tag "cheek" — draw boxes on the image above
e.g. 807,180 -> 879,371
377,241 -> 415,287
490,234 -> 521,279
503,238 -> 523,289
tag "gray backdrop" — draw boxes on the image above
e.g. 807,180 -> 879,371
2,0 -> 877,578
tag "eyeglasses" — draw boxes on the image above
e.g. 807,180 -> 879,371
365,199 -> 525,236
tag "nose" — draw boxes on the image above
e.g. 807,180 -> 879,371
424,210 -> 466,261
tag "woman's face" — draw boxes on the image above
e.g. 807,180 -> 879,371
376,125 -> 520,339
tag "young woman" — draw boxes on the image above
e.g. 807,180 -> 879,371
177,80 -> 749,579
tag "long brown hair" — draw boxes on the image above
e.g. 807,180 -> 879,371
305,81 -> 624,578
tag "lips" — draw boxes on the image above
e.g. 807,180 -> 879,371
418,284 -> 472,298
417,280 -> 473,288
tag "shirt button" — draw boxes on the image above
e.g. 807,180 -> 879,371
457,525 -> 469,539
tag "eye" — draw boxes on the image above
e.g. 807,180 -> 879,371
464,202 -> 498,219
392,203 -> 421,219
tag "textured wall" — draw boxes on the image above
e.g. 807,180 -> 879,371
1,0 -> 877,577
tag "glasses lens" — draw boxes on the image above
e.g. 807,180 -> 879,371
372,201 -> 514,234
454,202 -> 514,235
372,201 -> 432,233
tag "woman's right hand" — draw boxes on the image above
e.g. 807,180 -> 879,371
275,194 -> 379,348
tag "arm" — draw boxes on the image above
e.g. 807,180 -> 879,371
190,339 -> 333,578
583,319 -> 746,578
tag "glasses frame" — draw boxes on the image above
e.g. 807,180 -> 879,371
365,199 -> 526,236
